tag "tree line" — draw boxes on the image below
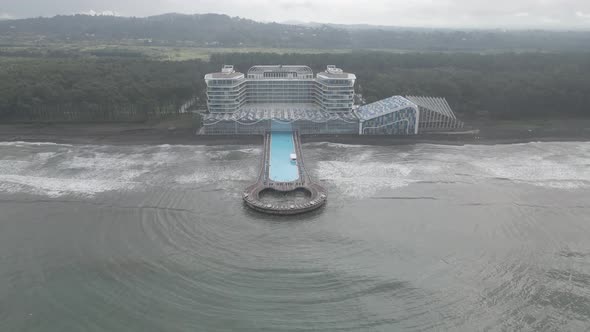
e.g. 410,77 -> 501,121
0,57 -> 214,122
212,52 -> 590,119
0,51 -> 589,123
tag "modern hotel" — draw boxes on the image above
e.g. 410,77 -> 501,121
202,65 -> 464,135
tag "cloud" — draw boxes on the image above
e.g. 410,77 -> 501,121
0,12 -> 15,20
278,0 -> 314,10
2,0 -> 590,29
80,9 -> 120,16
540,17 -> 561,24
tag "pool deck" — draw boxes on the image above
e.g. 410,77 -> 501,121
243,131 -> 327,215
269,132 -> 300,182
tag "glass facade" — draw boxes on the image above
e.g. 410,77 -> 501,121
405,96 -> 465,132
202,66 -> 463,136
203,119 -> 358,135
361,107 -> 418,135
202,106 -> 360,135
205,65 -> 356,113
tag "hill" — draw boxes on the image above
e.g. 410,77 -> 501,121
0,14 -> 350,49
2,13 -> 590,52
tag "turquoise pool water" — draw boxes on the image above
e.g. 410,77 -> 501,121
269,132 -> 299,182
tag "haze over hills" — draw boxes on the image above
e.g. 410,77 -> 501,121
282,20 -> 453,31
2,13 -> 590,52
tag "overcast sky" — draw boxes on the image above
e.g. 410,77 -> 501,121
2,0 -> 590,29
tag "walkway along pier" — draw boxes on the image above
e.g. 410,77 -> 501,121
243,130 -> 327,215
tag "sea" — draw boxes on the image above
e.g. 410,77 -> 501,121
0,141 -> 589,331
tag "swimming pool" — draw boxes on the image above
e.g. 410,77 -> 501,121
269,132 -> 299,182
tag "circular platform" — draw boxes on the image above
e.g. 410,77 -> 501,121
243,183 -> 327,215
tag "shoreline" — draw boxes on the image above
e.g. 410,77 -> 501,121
1,121 -> 589,146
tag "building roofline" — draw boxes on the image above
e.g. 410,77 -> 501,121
355,96 -> 418,121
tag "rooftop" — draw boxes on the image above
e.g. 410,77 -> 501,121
205,65 -> 356,81
221,65 -> 235,74
205,72 -> 245,79
247,65 -> 314,79
356,96 -> 416,121
205,65 -> 245,80
405,96 -> 457,119
317,65 -> 356,80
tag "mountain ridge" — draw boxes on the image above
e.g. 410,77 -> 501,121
2,13 -> 590,51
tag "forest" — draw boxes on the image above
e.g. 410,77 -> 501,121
1,13 -> 589,124
0,57 -> 213,122
212,52 -> 590,118
1,51 -> 589,123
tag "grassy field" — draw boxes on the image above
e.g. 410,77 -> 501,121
0,39 -> 365,61
1,37 -> 545,62
0,38 -> 422,61
80,45 -> 360,61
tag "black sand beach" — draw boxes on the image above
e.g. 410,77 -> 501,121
1,118 -> 589,146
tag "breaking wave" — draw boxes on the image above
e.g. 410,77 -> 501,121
0,142 -> 260,197
305,141 -> 590,197
0,141 -> 588,198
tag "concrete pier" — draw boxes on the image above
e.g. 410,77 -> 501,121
243,131 -> 327,215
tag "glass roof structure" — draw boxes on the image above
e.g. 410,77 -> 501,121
405,96 -> 457,118
355,96 -> 417,121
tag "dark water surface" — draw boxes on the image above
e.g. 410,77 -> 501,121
1,141 -> 589,331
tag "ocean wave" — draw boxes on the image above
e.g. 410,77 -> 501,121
468,150 -> 589,189
175,165 -> 256,185
0,141 -> 74,147
303,142 -> 372,149
307,141 -> 590,194
1,141 -> 588,197
317,161 -> 416,197
0,174 -> 138,197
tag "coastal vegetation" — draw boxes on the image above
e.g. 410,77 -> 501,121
1,51 -> 589,123
0,56 -> 212,123
0,14 -> 589,124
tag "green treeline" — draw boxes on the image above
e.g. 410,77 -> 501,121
1,51 -> 589,123
0,57 -> 214,122
212,52 -> 590,118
